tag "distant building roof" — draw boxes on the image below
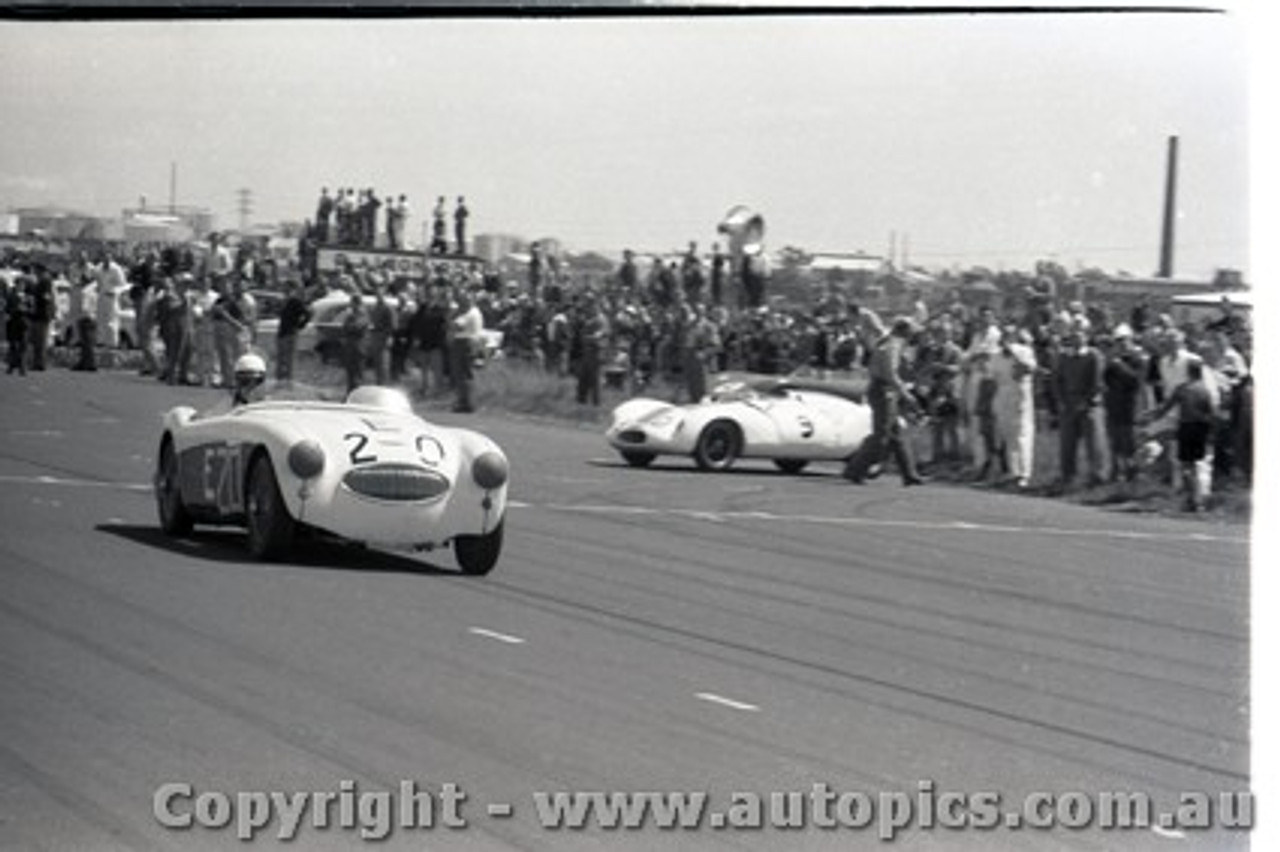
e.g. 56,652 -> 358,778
807,252 -> 885,273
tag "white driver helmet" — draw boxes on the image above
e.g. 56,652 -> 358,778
233,353 -> 267,403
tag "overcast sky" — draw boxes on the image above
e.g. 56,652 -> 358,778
0,11 -> 1250,278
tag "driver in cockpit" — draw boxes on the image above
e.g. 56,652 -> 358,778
231,353 -> 268,406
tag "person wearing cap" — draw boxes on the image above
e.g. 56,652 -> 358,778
843,316 -> 925,486
1102,323 -> 1147,482
1053,317 -> 1105,490
1141,355 -> 1217,511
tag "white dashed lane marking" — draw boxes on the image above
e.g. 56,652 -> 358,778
467,627 -> 526,645
695,692 -> 760,713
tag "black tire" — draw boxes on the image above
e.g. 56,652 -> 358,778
245,454 -> 295,561
621,450 -> 656,468
773,459 -> 809,475
455,521 -> 503,576
156,438 -> 193,537
693,420 -> 741,472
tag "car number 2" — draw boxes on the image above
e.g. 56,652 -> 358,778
344,432 -> 377,465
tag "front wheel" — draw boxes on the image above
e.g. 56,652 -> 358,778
455,521 -> 504,576
245,454 -> 295,561
694,420 -> 741,472
156,438 -> 193,536
621,450 -> 656,468
773,459 -> 809,475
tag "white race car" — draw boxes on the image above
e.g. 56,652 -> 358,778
605,373 -> 874,473
154,386 -> 509,574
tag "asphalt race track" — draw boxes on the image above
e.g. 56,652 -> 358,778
0,371 -> 1250,851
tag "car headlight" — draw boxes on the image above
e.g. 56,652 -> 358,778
471,451 -> 509,490
288,439 -> 326,479
646,412 -> 675,428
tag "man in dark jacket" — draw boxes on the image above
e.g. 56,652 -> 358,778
1054,319 -> 1105,489
1101,324 -> 1146,481
275,278 -> 312,384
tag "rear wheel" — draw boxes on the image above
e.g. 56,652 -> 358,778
455,521 -> 503,576
773,459 -> 809,475
156,438 -> 193,536
245,454 -> 295,561
621,450 -> 656,468
694,420 -> 741,472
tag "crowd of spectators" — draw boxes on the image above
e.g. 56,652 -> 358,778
311,188 -> 470,255
0,232 -> 1254,512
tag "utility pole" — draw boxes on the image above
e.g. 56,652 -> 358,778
169,162 -> 177,214
236,187 -> 253,233
1158,135 -> 1178,278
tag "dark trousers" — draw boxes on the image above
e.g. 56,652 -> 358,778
276,334 -> 297,382
449,338 -> 475,412
1106,414 -> 1137,480
74,317 -> 98,370
577,349 -> 602,406
1059,405 -> 1103,484
6,326 -> 27,374
28,320 -> 49,370
845,381 -> 919,482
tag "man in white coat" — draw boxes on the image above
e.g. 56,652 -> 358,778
991,325 -> 1038,488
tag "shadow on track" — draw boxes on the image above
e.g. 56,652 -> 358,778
96,523 -> 458,577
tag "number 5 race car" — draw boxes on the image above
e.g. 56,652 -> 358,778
154,386 -> 509,574
605,373 -> 874,473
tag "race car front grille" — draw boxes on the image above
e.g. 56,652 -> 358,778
343,464 -> 450,502
617,429 -> 647,444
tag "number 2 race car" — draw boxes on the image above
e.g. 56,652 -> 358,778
605,373 -> 873,473
154,386 -> 509,574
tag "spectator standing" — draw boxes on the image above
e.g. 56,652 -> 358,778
991,326 -> 1037,488
710,243 -> 726,307
210,279 -> 251,388
390,290 -> 413,382
918,321 -> 962,466
1142,356 -> 1218,511
575,294 -> 610,406
340,292 -> 369,394
363,189 -> 381,248
618,249 -> 638,297
97,253 -> 127,350
410,284 -> 449,398
681,241 -> 704,304
5,279 -> 30,375
449,289 -> 483,413
454,196 -> 469,255
190,277 -> 218,386
72,264 -> 99,372
1054,318 -> 1106,489
157,275 -> 191,385
1101,324 -> 1146,481
367,285 -> 394,385
1157,329 -> 1219,500
315,187 -> 334,244
275,278 -> 311,384
431,197 -> 448,254
28,267 -> 55,371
